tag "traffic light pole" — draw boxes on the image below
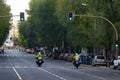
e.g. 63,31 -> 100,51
74,14 -> 118,57
0,15 -> 20,18
0,15 -> 23,22
0,12 -> 25,21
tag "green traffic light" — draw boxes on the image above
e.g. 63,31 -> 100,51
68,12 -> 73,22
20,12 -> 25,21
115,40 -> 118,47
116,44 -> 118,47
20,18 -> 24,21
69,17 -> 72,20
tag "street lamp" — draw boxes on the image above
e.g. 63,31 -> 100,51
80,3 -> 119,56
82,3 -> 87,6
69,12 -> 118,57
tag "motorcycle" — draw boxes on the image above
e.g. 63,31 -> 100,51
73,59 -> 81,69
36,59 -> 44,67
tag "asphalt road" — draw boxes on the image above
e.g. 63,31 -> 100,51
0,49 -> 119,80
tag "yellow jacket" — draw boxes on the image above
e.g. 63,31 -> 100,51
73,53 -> 79,61
36,52 -> 43,59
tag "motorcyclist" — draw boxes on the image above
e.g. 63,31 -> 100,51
73,53 -> 80,66
36,51 -> 44,65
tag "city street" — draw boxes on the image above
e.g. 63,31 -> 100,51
0,49 -> 119,80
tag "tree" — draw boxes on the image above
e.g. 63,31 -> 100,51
55,0 -> 93,51
55,0 -> 120,55
19,0 -> 65,48
19,0 -> 120,56
18,21 -> 30,47
0,0 -> 11,46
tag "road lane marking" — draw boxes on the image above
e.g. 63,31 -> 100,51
56,67 -> 106,80
76,71 -> 106,80
69,69 -> 106,80
39,68 -> 67,80
13,67 -> 22,80
7,55 -> 22,80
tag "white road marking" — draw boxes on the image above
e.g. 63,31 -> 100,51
7,55 -> 22,80
39,68 -> 67,80
13,67 -> 22,80
56,67 -> 106,80
76,71 -> 106,80
4,49 -> 107,80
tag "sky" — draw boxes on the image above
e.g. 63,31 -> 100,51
6,0 -> 31,20
5,0 -> 31,44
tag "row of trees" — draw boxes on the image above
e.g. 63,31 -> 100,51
0,0 -> 11,46
19,0 -> 120,57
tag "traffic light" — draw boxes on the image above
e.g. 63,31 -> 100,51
20,12 -> 25,21
68,11 -> 73,22
115,40 -> 118,47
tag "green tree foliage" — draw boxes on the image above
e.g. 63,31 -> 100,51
19,0 -> 65,48
55,0 -> 120,54
0,0 -> 11,46
18,21 -> 30,47
88,0 -> 120,51
55,0 -> 93,48
19,0 -> 120,54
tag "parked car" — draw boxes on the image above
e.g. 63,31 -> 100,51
52,50 -> 61,59
59,53 -> 64,60
30,48 -> 36,54
113,56 -> 120,69
79,54 -> 94,64
92,55 -> 106,66
67,53 -> 74,62
63,53 -> 68,61
52,53 -> 60,59
26,49 -> 31,53
79,53 -> 86,64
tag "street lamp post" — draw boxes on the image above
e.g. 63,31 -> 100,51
73,14 -> 118,57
